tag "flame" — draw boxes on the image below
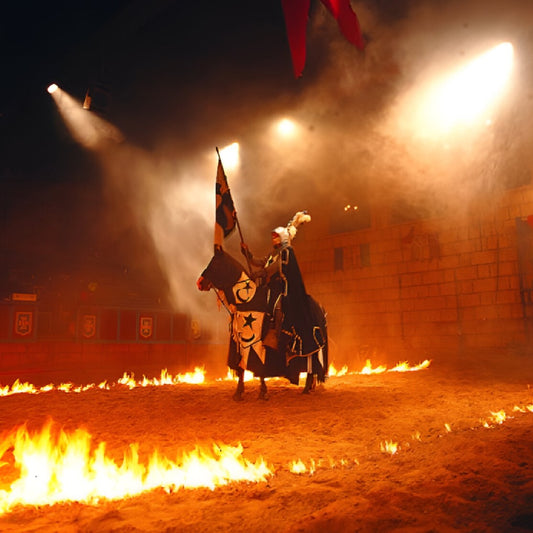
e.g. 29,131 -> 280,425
380,441 -> 399,455
0,421 -> 271,514
288,458 -> 317,475
0,368 -> 205,397
1,380 -> 41,396
119,367 -> 206,388
513,404 -> 533,413
327,359 -> 432,376
1,360 -> 433,398
389,360 -> 432,372
482,409 -> 508,428
222,369 -> 254,382
289,459 -> 309,475
360,360 -> 387,375
491,410 -> 507,424
328,363 -> 348,377
288,456 -> 358,475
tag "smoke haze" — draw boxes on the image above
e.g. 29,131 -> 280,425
87,0 -> 533,316
3,0 -> 533,332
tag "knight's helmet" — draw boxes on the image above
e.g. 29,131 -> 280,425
273,211 -> 311,247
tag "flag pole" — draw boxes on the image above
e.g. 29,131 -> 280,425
215,147 -> 252,273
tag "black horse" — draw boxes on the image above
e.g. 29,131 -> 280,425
197,247 -> 328,400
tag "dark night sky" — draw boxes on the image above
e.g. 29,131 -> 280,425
1,1 -> 295,172
0,1 -> 302,284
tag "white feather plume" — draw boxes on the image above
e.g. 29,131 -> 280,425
287,211 -> 311,239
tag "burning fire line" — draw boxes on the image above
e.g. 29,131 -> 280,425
0,421 -> 271,515
0,367 -> 206,397
328,359 -> 432,377
0,360 -> 430,398
221,359 -> 431,384
1,403 -> 531,513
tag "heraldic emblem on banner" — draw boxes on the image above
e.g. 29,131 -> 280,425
81,314 -> 96,338
15,311 -> 33,336
140,316 -> 153,339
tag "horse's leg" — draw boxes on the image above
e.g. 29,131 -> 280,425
302,355 -> 317,394
258,377 -> 269,400
302,373 -> 314,394
233,368 -> 245,401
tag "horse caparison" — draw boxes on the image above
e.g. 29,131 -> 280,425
197,248 -> 328,400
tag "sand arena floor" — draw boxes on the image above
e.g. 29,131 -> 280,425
0,355 -> 532,532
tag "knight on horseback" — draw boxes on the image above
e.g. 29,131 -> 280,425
197,153 -> 327,400
240,212 -> 325,391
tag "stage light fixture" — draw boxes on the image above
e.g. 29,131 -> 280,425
83,81 -> 111,113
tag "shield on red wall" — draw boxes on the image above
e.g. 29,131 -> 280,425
140,316 -> 153,339
81,314 -> 96,338
14,311 -> 33,336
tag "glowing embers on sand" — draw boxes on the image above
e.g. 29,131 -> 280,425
289,457 -> 358,475
288,403 -> 533,476
0,367 -> 206,397
0,421 -> 271,514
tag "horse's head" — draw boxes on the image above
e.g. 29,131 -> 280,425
197,247 -> 266,309
196,274 -> 213,291
197,247 -> 248,292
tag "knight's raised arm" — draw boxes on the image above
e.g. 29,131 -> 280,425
240,242 -> 267,268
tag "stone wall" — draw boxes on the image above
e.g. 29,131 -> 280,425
297,185 -> 533,366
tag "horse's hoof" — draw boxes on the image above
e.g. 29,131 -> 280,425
233,393 -> 244,402
302,388 -> 310,395
258,392 -> 269,401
